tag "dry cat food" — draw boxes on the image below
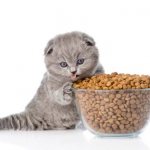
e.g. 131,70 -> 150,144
73,73 -> 150,134
73,72 -> 150,90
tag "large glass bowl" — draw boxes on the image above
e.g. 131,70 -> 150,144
73,88 -> 150,137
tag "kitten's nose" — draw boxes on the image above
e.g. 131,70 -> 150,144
71,71 -> 77,74
70,67 -> 77,74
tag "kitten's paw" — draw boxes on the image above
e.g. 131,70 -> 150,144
63,94 -> 72,104
63,82 -> 73,104
63,82 -> 73,94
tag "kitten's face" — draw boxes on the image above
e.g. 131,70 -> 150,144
44,32 -> 99,81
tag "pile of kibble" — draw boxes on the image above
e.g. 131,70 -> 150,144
73,73 -> 150,134
73,72 -> 150,90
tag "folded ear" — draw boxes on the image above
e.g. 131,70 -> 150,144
44,39 -> 54,55
82,33 -> 95,46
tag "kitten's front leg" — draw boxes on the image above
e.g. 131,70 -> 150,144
54,82 -> 74,105
63,82 -> 73,104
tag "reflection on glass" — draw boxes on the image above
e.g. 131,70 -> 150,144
83,130 -> 150,150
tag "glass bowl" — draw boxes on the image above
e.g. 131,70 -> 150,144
73,88 -> 150,137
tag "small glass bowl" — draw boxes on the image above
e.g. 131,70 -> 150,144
73,88 -> 150,137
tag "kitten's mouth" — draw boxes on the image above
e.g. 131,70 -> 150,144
70,74 -> 80,81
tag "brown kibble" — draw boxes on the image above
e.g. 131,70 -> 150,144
74,72 -> 150,135
106,81 -> 112,87
109,103 -> 115,107
95,95 -> 100,100
100,106 -> 105,111
119,124 -> 124,130
133,120 -> 139,125
104,98 -> 109,102
95,104 -> 100,108
112,124 -> 118,130
73,72 -> 150,90
109,94 -> 115,99
132,113 -> 138,118
116,94 -> 122,98
128,118 -> 133,121
108,118 -> 114,123
126,113 -> 131,118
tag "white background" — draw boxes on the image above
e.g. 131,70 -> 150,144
0,0 -> 150,150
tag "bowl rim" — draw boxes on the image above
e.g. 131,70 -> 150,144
72,87 -> 150,92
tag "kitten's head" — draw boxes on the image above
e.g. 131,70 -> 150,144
44,31 -> 99,81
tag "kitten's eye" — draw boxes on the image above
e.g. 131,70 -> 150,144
77,58 -> 84,65
60,62 -> 68,67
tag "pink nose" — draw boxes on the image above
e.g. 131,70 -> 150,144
71,71 -> 77,74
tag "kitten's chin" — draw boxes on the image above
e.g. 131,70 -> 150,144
70,74 -> 80,81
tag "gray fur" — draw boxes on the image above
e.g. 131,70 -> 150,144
0,31 -> 104,130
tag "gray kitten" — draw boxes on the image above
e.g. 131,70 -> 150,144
0,31 -> 104,130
